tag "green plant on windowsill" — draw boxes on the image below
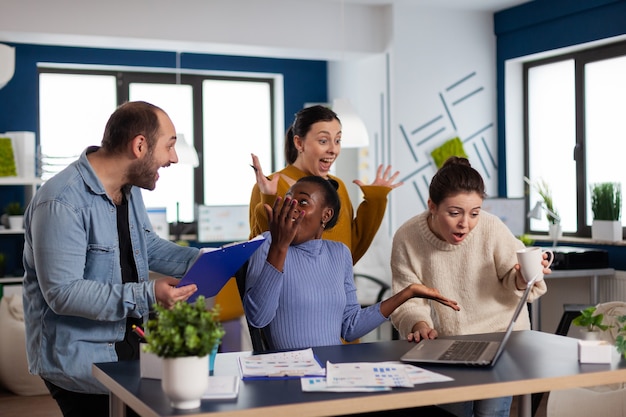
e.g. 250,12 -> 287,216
4,201 -> 24,216
591,182 -> 622,221
572,306 -> 612,332
524,177 -> 559,224
143,295 -> 225,358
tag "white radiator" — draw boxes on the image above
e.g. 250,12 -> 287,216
599,270 -> 626,303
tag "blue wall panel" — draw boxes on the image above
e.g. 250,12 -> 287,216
0,43 -> 328,136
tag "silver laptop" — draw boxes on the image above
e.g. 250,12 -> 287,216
400,276 -> 537,367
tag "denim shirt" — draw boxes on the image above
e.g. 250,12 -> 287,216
22,147 -> 199,393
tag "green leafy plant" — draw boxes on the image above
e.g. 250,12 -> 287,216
144,296 -> 225,358
4,201 -> 24,216
591,182 -> 622,221
572,306 -> 611,332
517,234 -> 534,247
615,315 -> 626,358
525,177 -> 559,224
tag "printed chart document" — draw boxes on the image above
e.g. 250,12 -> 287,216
301,361 -> 453,393
177,235 -> 265,302
238,348 -> 325,380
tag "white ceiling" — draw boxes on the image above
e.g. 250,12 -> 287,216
303,0 -> 532,13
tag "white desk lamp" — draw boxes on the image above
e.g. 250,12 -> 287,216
528,201 -> 561,247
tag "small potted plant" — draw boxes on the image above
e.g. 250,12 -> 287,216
143,296 -> 224,409
4,201 -> 25,230
590,182 -> 622,241
525,177 -> 561,239
572,306 -> 611,340
614,315 -> 626,359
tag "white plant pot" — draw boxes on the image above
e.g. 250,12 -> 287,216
579,330 -> 601,341
8,215 -> 24,230
591,220 -> 622,242
548,223 -> 562,240
162,355 -> 209,410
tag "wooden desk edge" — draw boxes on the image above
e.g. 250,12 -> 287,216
94,364 -> 626,417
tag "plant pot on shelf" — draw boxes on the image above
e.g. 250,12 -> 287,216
591,220 -> 622,242
7,215 -> 24,230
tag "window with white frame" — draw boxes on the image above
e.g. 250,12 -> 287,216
524,40 -> 626,237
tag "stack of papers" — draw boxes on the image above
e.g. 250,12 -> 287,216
238,348 -> 325,379
301,361 -> 453,393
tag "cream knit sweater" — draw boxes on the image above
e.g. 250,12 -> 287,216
390,211 -> 547,339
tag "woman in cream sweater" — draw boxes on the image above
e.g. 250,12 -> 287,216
390,156 -> 550,417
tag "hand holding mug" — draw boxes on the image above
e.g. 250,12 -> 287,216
516,246 -> 554,283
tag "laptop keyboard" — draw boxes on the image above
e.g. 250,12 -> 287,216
438,340 -> 490,361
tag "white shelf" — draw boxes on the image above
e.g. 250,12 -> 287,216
0,177 -> 42,186
0,276 -> 23,284
0,228 -> 24,234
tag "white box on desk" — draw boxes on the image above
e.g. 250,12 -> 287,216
578,340 -> 613,363
140,346 -> 163,379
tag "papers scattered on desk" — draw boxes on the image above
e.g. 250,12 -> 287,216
202,375 -> 240,399
301,377 -> 391,392
301,361 -> 453,393
326,361 -> 414,388
238,348 -> 325,379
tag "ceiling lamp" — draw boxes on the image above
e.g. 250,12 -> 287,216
0,44 -> 15,89
332,98 -> 369,148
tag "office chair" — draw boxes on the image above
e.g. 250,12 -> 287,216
354,273 -> 390,306
234,261 -> 273,353
353,273 -> 399,340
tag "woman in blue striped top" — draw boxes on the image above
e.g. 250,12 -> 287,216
243,175 -> 460,350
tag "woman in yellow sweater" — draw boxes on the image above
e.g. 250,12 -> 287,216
249,104 -> 402,265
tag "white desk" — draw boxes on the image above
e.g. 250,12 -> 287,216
531,268 -> 615,331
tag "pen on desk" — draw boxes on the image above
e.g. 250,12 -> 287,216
250,164 -> 271,180
131,324 -> 146,340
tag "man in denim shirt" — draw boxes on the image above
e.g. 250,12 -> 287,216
22,101 -> 200,417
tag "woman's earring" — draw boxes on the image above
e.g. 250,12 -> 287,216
321,221 -> 326,229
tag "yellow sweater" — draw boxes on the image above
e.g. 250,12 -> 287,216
248,164 -> 391,265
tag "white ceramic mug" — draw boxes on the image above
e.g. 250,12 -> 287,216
516,246 -> 554,283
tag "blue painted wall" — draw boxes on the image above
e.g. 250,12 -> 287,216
0,43 -> 328,136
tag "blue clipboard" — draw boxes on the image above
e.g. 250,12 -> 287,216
177,235 -> 265,302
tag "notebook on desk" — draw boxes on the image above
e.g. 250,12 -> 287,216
401,276 -> 537,367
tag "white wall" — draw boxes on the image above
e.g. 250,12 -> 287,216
388,5 -> 498,231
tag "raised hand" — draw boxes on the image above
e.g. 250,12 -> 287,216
251,153 -> 279,195
353,164 -> 403,189
264,196 -> 304,271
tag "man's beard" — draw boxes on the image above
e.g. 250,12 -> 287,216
127,151 -> 158,191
